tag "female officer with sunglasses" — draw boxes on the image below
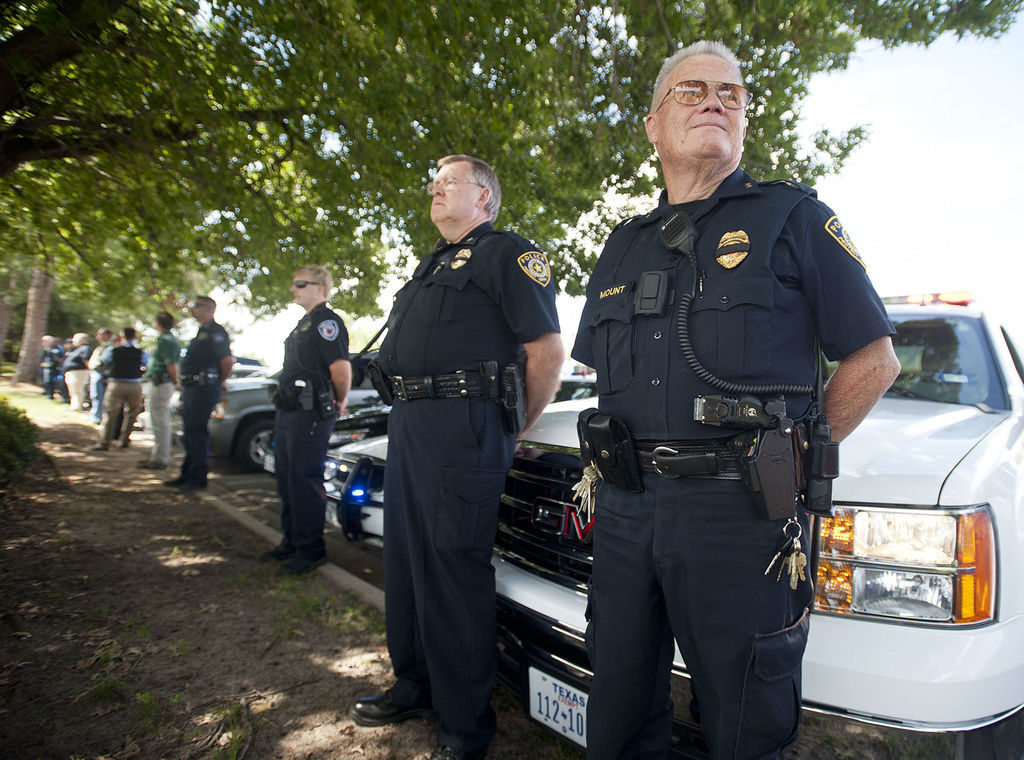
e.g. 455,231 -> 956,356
259,266 -> 351,576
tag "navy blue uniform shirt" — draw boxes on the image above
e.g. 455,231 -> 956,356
572,168 -> 894,440
181,320 -> 231,378
379,222 -> 560,376
280,302 -> 350,391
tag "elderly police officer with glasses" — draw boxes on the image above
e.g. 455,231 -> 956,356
349,154 -> 563,760
259,266 -> 351,576
571,41 -> 900,759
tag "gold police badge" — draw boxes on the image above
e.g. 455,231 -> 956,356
517,251 -> 552,287
716,230 -> 750,269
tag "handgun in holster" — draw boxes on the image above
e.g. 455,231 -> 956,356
500,356 -> 527,435
576,408 -> 644,493
365,358 -> 394,405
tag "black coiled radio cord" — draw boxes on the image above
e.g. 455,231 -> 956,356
660,211 -> 814,397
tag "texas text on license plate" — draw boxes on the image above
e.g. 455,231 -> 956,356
528,666 -> 587,748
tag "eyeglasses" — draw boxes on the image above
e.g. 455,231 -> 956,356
658,79 -> 751,111
425,177 -> 482,196
291,280 -> 323,288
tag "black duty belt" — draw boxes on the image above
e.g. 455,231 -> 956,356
390,370 -> 486,402
181,369 -> 220,387
634,439 -> 744,480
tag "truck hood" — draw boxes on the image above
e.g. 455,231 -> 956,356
522,398 -> 1008,507
225,376 -> 277,392
833,397 -> 1006,504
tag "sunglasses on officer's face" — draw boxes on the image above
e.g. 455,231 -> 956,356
291,280 -> 323,288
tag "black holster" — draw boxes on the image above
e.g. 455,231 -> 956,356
365,359 -> 394,405
740,427 -> 800,521
803,413 -> 839,517
577,409 -> 643,492
499,358 -> 526,435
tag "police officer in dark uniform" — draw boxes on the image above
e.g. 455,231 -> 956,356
165,296 -> 233,495
259,265 -> 351,576
349,155 -> 564,760
572,42 -> 901,760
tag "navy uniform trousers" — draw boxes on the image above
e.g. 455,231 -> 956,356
586,472 -> 812,760
273,408 -> 334,561
383,396 -> 514,752
179,384 -> 221,486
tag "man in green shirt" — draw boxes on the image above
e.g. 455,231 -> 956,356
139,312 -> 182,469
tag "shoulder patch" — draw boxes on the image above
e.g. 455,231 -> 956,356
824,216 -> 866,270
317,319 -> 340,340
212,333 -> 226,343
517,251 -> 552,287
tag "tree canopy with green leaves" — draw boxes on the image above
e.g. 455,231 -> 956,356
2,0 -> 1021,324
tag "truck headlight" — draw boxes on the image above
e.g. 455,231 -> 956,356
815,506 -> 995,625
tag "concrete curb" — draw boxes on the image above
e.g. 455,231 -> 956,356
198,490 -> 386,613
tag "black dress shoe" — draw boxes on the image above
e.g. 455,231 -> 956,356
430,745 -> 487,760
349,691 -> 436,727
176,482 -> 206,494
258,545 -> 295,562
162,477 -> 186,487
278,555 -> 326,576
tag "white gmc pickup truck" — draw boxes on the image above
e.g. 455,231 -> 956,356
325,296 -> 1024,758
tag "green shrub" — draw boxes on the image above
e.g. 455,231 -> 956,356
0,396 -> 40,490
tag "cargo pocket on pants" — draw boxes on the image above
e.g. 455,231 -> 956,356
436,466 -> 506,550
736,608 -> 809,759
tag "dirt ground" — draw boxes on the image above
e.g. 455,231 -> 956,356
0,386 -> 578,760
3,383 -> 1013,760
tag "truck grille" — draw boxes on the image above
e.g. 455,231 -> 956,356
496,450 -> 593,592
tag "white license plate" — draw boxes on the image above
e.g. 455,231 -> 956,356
528,666 -> 588,748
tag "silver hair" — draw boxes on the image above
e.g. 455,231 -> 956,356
651,40 -> 743,114
437,154 -> 502,223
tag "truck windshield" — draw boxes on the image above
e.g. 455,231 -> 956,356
887,315 -> 1008,409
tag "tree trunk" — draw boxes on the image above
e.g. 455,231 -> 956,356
0,271 -> 16,366
12,267 -> 54,384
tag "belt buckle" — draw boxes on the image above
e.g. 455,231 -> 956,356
391,375 -> 409,402
651,445 -> 680,479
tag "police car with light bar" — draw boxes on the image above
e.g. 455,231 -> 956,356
322,295 -> 1024,755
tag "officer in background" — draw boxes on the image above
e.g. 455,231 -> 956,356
349,155 -> 564,760
259,265 -> 351,576
164,296 -> 233,495
38,335 -> 65,399
92,326 -> 147,450
571,42 -> 900,759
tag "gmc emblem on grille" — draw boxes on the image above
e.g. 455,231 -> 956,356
531,497 -> 594,540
